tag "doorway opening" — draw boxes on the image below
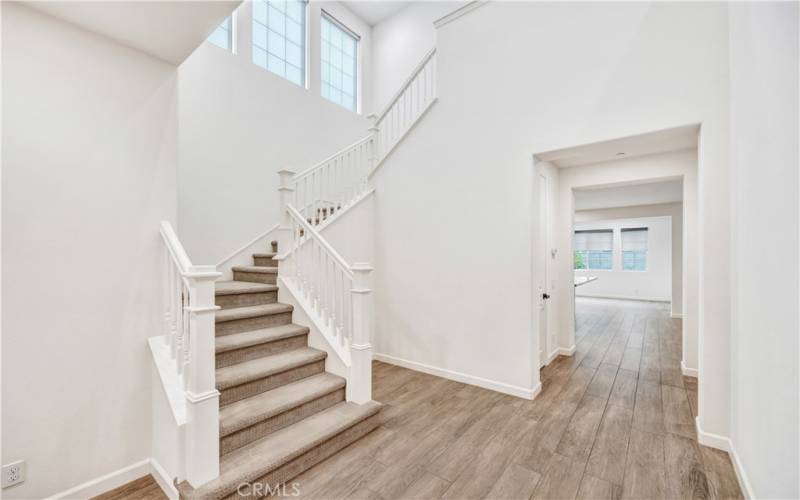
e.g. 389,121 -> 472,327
532,124 -> 700,382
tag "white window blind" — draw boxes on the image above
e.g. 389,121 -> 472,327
622,228 -> 648,271
574,230 -> 613,270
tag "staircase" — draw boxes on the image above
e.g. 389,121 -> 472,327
177,244 -> 382,499
154,47 -> 437,498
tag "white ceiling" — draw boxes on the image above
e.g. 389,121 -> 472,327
341,1 -> 411,26
536,124 -> 700,168
25,1 -> 240,65
574,179 -> 684,211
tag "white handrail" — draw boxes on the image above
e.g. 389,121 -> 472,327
290,135 -> 374,228
293,135 -> 372,182
280,202 -> 373,404
287,204 -> 353,278
374,47 -> 437,124
160,221 -> 192,274
371,48 -> 438,167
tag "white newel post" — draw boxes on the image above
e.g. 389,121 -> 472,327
349,263 -> 374,404
276,169 -> 296,276
183,265 -> 222,487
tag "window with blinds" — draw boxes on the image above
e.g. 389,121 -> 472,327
574,230 -> 613,270
622,228 -> 648,271
321,12 -> 358,111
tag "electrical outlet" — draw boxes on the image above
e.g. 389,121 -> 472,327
2,460 -> 25,488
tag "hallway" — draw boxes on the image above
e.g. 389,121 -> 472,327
288,297 -> 743,499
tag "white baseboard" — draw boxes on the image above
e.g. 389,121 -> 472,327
49,459 -> 151,499
49,458 -> 177,500
670,312 -> 683,319
681,360 -> 698,377
373,352 -> 541,400
696,416 -> 730,451
728,440 -> 755,499
695,417 -> 753,498
556,344 -> 576,356
150,458 -> 179,500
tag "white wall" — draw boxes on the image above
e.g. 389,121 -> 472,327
728,2 -> 799,498
574,216 -> 673,303
1,3 -> 178,498
371,3 -> 722,402
178,1 -> 372,264
575,202 -> 683,315
369,2 -> 464,113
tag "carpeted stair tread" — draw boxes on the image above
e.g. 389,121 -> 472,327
182,401 -> 381,500
215,324 -> 309,354
216,347 -> 326,390
219,373 -> 345,437
215,281 -> 278,296
232,265 -> 278,274
252,252 -> 278,258
215,303 -> 292,324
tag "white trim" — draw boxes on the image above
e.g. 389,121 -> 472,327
373,352 -> 541,400
48,459 -> 178,500
575,292 -> 671,303
670,312 -> 684,319
150,458 -> 180,500
433,1 -> 487,28
728,441 -> 755,499
695,416 -> 730,451
216,223 -> 280,268
681,360 -> 698,377
556,344 -> 577,356
49,459 -> 151,500
695,418 -> 753,499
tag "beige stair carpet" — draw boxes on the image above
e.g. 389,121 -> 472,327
177,243 -> 381,500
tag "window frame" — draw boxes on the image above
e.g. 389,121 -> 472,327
621,227 -> 649,272
573,229 -> 614,271
320,9 -> 360,112
251,0 -> 308,87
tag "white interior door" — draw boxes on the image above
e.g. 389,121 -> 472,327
537,172 -> 551,367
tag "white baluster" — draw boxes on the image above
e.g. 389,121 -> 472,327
163,250 -> 171,345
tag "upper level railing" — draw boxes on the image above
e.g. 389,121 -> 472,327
159,221 -> 221,487
273,46 -> 438,405
370,48 -> 437,166
291,135 -> 375,228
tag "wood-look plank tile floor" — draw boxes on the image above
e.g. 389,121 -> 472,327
111,298 -> 743,500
